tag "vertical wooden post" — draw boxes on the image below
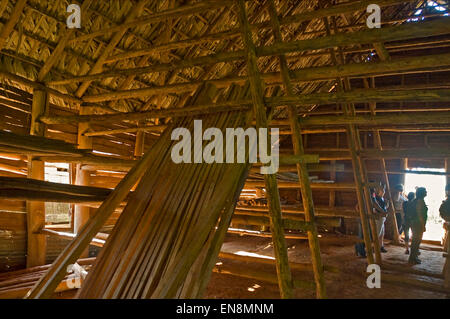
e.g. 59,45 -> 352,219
236,0 -> 293,299
74,107 -> 92,257
27,89 -> 48,267
134,126 -> 145,158
322,17 -> 376,265
365,82 -> 400,245
267,0 -> 326,299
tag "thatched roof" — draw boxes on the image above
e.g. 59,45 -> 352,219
0,0 -> 441,116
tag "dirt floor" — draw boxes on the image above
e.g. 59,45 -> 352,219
205,233 -> 449,299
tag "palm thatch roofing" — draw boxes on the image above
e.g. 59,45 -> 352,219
0,0 -> 448,156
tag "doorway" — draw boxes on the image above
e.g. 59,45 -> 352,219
404,168 -> 446,242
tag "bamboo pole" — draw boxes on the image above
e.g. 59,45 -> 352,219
26,89 -> 48,268
237,0 -> 293,299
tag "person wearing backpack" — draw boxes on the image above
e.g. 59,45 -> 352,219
408,187 -> 428,265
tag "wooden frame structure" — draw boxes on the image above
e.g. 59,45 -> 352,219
0,0 -> 448,298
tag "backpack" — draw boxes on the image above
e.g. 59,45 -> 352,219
404,200 -> 417,221
440,199 -> 450,222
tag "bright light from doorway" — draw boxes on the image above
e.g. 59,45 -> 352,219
404,168 -> 446,242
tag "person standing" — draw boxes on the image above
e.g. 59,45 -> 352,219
373,185 -> 389,253
439,184 -> 450,223
392,184 -> 407,238
440,185 -> 450,262
403,192 -> 415,255
408,187 -> 428,265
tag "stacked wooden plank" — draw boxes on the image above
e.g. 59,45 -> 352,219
78,109 -> 251,298
0,258 -> 95,299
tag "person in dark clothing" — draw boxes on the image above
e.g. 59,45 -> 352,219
403,192 -> 415,255
440,184 -> 450,222
439,185 -> 450,262
408,187 -> 428,265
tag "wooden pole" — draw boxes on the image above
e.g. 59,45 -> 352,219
74,108 -> 93,258
26,89 -> 48,268
256,0 -> 325,298
96,0 -> 416,64
134,122 -> 145,158
52,17 -> 450,87
74,0 -> 152,98
237,0 -> 293,299
0,0 -> 27,50
322,17 -> 376,265
366,83 -> 400,245
38,88 -> 450,125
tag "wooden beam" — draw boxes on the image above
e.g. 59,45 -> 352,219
71,51 -> 450,98
0,131 -> 88,157
244,181 -> 356,190
258,17 -> 450,57
70,0 -> 233,44
299,112 -> 450,127
323,16 -> 377,265
0,69 -> 84,105
37,0 -> 94,81
74,0 -> 152,98
237,0 -> 293,299
51,17 -> 450,87
26,88 -> 48,268
38,88 -> 450,125
74,107 -> 93,260
77,52 -> 450,102
236,205 -> 359,218
361,148 -> 450,159
268,0 -> 326,298
0,0 -> 27,50
100,0 -> 414,64
0,177 -> 112,202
